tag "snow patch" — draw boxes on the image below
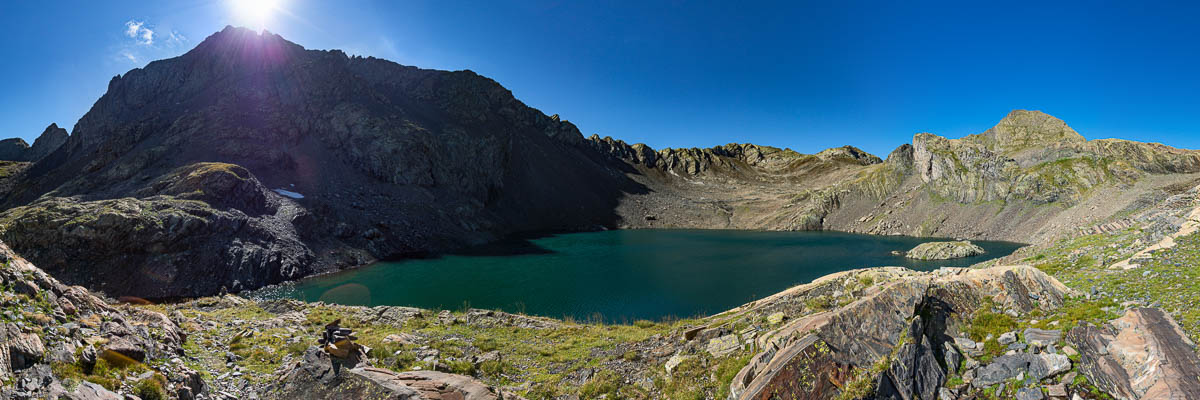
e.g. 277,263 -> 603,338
273,189 -> 304,199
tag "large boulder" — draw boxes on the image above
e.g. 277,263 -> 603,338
6,325 -> 45,370
971,353 -> 1070,388
65,381 -> 123,400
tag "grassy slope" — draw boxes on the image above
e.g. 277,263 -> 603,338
168,299 -> 762,400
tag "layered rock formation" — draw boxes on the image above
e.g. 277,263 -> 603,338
725,265 -> 1071,399
1068,308 -> 1200,399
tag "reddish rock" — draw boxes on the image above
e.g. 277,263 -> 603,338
1067,308 -> 1200,400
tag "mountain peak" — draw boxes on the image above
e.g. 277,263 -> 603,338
816,145 -> 883,165
188,25 -> 302,60
28,123 -> 68,161
976,109 -> 1084,151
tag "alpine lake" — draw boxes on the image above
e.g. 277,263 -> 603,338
255,230 -> 1023,322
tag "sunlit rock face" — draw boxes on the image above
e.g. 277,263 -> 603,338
910,110 -> 1200,205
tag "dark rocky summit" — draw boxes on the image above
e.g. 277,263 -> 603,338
0,123 -> 69,162
26,123 -> 69,162
0,138 -> 29,161
0,27 -> 642,298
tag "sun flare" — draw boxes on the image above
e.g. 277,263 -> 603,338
229,0 -> 283,30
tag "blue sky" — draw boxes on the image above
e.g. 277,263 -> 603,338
1,1 -> 1198,157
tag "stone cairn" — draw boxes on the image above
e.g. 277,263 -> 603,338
318,319 -> 365,359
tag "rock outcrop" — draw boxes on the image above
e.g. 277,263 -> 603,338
0,163 -> 312,298
1067,308 -> 1200,400
727,265 -> 1072,399
0,139 -> 29,161
273,346 -> 523,400
27,123 -> 69,162
905,240 -> 986,260
0,240 -> 198,400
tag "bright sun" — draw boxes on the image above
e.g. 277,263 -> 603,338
229,0 -> 283,30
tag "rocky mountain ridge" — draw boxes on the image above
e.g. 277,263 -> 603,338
0,123 -> 69,163
0,26 -> 1198,400
607,110 -> 1200,245
0,27 -> 640,298
1,26 -> 1199,305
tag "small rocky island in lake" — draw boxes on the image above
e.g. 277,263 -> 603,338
905,240 -> 987,260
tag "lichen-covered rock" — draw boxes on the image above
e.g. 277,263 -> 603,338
905,241 -> 986,260
706,335 -> 740,357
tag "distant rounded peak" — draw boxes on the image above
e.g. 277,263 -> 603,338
978,109 -> 1085,150
0,137 -> 30,148
816,145 -> 883,165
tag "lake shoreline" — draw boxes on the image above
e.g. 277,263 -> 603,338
253,229 -> 1025,321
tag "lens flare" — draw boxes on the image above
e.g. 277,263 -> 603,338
229,0 -> 283,30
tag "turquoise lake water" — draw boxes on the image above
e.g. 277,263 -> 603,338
255,230 -> 1023,321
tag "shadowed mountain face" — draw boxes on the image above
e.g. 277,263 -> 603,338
2,26 -> 1199,299
0,124 -> 68,162
0,27 -> 645,297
